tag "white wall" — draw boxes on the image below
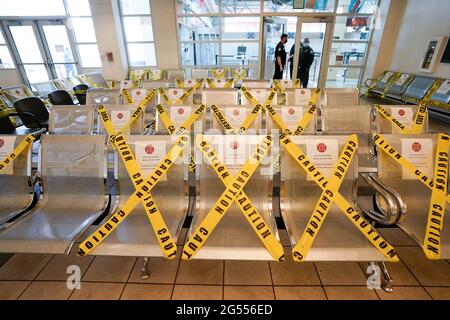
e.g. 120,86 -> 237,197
388,0 -> 450,78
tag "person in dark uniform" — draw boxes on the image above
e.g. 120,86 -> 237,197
298,38 -> 315,88
273,34 -> 288,80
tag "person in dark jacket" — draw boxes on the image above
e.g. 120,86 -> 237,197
273,34 -> 288,80
298,38 -> 315,88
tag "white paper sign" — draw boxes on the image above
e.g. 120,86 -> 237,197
111,110 -> 131,133
121,80 -> 133,91
395,74 -> 410,86
214,79 -> 225,88
282,106 -> 304,130
131,89 -> 147,103
213,136 -> 247,176
306,139 -> 339,180
167,89 -> 184,101
401,139 -> 433,179
251,89 -> 270,104
225,107 -> 248,128
437,79 -> 450,95
381,72 -> 393,83
390,107 -> 414,128
135,141 -> 167,180
0,136 -> 16,175
294,89 -> 311,105
281,80 -> 293,88
170,106 -> 192,128
184,79 -> 196,87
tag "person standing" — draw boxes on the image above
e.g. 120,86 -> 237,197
273,34 -> 288,80
298,38 -> 315,88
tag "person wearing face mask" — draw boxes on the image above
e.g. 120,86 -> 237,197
298,38 -> 315,88
273,34 -> 288,80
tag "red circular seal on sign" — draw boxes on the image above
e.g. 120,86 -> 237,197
145,145 -> 154,155
117,113 -> 124,120
0,139 -> 4,148
289,108 -> 295,115
412,142 -> 421,152
136,90 -> 141,96
301,90 -> 306,95
188,80 -> 192,84
398,109 -> 405,116
230,141 -> 239,150
233,109 -> 240,116
317,143 -> 327,153
256,90 -> 261,95
217,79 -> 222,83
173,90 -> 178,95
178,108 -> 185,115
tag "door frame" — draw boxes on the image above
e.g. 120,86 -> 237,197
260,16 -> 288,80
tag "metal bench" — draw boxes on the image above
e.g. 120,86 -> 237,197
49,105 -> 95,134
385,73 -> 415,97
242,80 -> 271,89
97,105 -> 145,135
286,88 -> 320,106
402,76 -> 437,101
376,105 -> 429,134
202,88 -> 239,105
207,105 -> 263,134
430,79 -> 450,105
241,88 -> 277,107
86,88 -> 120,105
0,135 -> 109,254
159,88 -> 194,106
323,88 -> 360,107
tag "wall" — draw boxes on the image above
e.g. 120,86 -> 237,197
0,69 -> 21,87
389,0 -> 450,78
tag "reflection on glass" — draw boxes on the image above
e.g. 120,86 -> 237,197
0,46 -> 15,68
177,0 -> 219,14
178,16 -> 220,42
128,43 -> 157,66
123,17 -> 154,42
120,0 -> 151,15
0,0 -> 66,16
10,26 -> 44,63
66,0 -> 91,16
54,64 -> 77,79
264,0 -> 334,13
24,64 -> 49,83
333,15 -> 372,41
78,44 -> 101,68
222,17 -> 260,41
329,42 -> 367,66
326,66 -> 361,88
70,18 -> 97,43
337,0 -> 377,14
43,25 -> 75,63
221,0 -> 261,13
180,42 -> 219,66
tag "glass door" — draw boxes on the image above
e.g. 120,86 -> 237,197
2,19 -> 80,85
262,17 -> 288,80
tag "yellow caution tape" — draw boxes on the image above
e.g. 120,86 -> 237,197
292,135 -> 359,260
158,86 -> 199,106
280,133 -> 399,262
0,135 -> 35,173
423,134 -> 449,259
375,104 -> 428,134
272,80 -> 301,93
210,104 -> 261,135
211,69 -> 227,79
206,78 -> 234,89
182,135 -> 285,261
365,71 -> 394,97
156,103 -> 206,172
373,133 -> 450,204
233,69 -> 247,81
78,105 -> 188,258
121,89 -> 135,105
240,86 -> 277,116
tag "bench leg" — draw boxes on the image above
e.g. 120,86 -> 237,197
366,261 -> 394,293
379,261 -> 394,293
140,257 -> 151,280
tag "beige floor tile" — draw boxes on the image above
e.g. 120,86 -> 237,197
19,281 -> 73,300
274,286 -> 326,300
376,287 -> 431,300
315,262 -> 367,285
120,284 -> 173,300
225,261 -> 271,285
424,287 -> 450,300
172,285 -> 222,300
359,261 -> 419,286
128,256 -> 180,284
0,281 -> 31,300
83,256 -> 136,283
378,227 -> 417,246
396,246 -> 450,286
37,255 -> 94,281
224,286 -> 274,300
69,282 -> 124,300
270,254 -> 320,286
176,260 -> 223,285
0,254 -> 53,280
324,286 -> 379,300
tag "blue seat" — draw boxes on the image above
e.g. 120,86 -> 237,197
402,76 -> 436,101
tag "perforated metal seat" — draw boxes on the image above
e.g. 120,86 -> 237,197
191,69 -> 209,79
97,105 -> 145,135
376,105 -> 429,134
376,134 -> 450,258
430,79 -> 450,105
402,76 -> 436,101
166,69 -> 185,82
188,134 -> 278,260
32,81 -> 59,98
266,105 -> 316,135
323,88 -> 359,107
0,135 -> 34,229
242,80 -> 271,89
241,88 -> 277,106
207,105 -> 263,134
86,89 -> 120,105
281,136 -> 387,261
49,105 -> 95,134
202,88 -> 239,105
0,135 -> 109,254
386,74 -> 415,97
159,88 -> 194,106
286,89 -> 320,106
205,79 -> 235,89
370,71 -> 398,92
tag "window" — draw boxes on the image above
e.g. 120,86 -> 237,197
66,0 -> 102,68
0,0 -> 66,16
263,0 -> 335,13
0,29 -> 14,68
119,0 -> 157,67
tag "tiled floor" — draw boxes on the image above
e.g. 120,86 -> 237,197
0,227 -> 449,300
